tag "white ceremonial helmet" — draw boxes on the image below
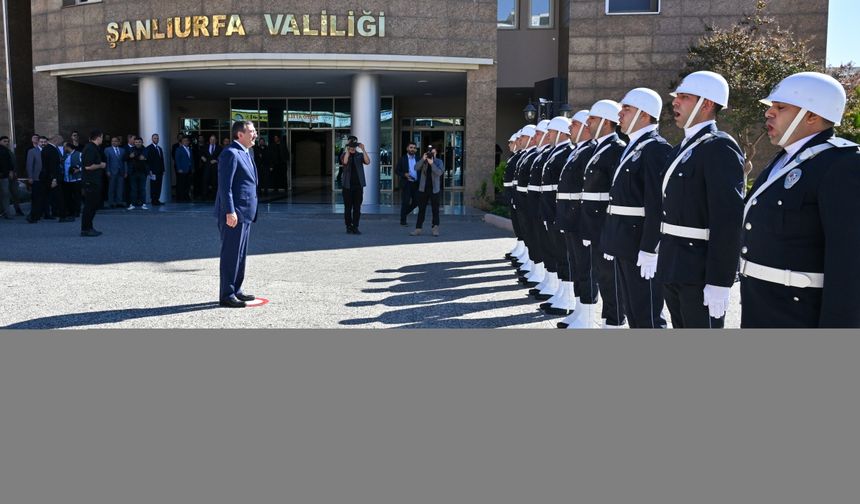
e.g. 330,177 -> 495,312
548,116 -> 572,134
520,124 -> 537,138
620,87 -> 663,135
588,100 -> 622,137
536,119 -> 552,133
570,110 -> 590,143
509,132 -> 519,142
760,71 -> 847,147
671,71 -> 730,129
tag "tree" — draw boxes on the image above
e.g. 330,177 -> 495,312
829,63 -> 860,143
667,0 -> 820,176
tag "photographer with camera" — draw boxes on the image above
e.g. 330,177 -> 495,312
339,139 -> 370,234
409,145 -> 444,236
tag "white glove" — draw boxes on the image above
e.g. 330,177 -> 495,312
702,284 -> 731,319
636,251 -> 659,280
603,253 -> 614,261
582,240 -> 591,247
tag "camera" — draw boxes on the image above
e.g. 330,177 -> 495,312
424,146 -> 435,159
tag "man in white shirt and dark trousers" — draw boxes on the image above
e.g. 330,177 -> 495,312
659,71 -> 745,328
396,142 -> 419,226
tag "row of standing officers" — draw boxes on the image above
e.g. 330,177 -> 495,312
503,70 -> 860,328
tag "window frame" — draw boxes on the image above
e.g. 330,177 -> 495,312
605,0 -> 661,16
497,0 -> 519,30
527,0 -> 555,29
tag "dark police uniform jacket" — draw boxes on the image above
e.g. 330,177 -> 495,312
657,123 -> 745,287
579,134 -> 626,242
740,129 -> 860,328
555,140 -> 597,232
601,129 -> 673,261
539,142 -> 574,224
528,143 -> 563,218
516,145 -> 551,210
503,150 -> 526,207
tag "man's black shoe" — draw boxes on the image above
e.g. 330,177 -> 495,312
557,322 -> 569,329
346,227 -> 354,234
352,228 -> 362,235
219,296 -> 247,308
15,209 -> 24,216
43,215 -> 57,220
535,293 -> 553,301
528,288 -> 541,296
504,253 -> 513,260
80,230 -> 102,237
59,217 -> 75,222
544,307 -> 572,316
26,217 -> 38,223
400,222 -> 408,226
235,293 -> 255,302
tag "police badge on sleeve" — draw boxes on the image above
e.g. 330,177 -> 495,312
681,149 -> 693,164
784,168 -> 802,189
631,150 -> 642,163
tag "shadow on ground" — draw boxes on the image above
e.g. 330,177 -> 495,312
340,258 -> 552,328
3,302 -> 220,329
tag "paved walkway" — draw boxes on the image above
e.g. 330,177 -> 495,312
0,203 -> 740,329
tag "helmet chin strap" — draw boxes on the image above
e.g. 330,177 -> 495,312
683,96 -> 705,130
777,108 -> 808,147
595,119 -> 606,140
625,109 -> 643,136
574,124 -> 585,144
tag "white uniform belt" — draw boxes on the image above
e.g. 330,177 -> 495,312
516,186 -> 528,193
556,192 -> 582,201
527,185 -> 541,192
660,222 -> 710,241
739,259 -> 824,289
580,192 -> 610,202
540,184 -> 558,191
503,181 -> 515,187
607,205 -> 645,217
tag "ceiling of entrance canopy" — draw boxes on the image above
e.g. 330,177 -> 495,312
67,69 -> 467,99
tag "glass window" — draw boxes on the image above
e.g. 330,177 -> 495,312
260,99 -> 286,129
311,99 -> 334,129
230,99 -> 259,123
606,0 -> 660,15
497,0 -> 517,29
287,99 -> 312,129
528,0 -> 553,28
334,99 -> 351,129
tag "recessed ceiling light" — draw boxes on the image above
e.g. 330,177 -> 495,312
186,95 -> 195,99
130,83 -> 138,87
225,82 -> 236,86
315,81 -> 326,85
417,79 -> 429,83
424,92 -> 433,96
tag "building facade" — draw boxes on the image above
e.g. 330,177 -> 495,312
0,0 -> 828,206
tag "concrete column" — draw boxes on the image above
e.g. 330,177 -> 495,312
138,76 -> 170,203
350,72 -> 380,205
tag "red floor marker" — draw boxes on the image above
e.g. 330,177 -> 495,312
245,297 -> 269,308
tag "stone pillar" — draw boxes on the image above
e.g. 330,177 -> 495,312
351,72 -> 380,205
465,65 -> 497,207
33,72 -> 58,136
138,76 -> 170,203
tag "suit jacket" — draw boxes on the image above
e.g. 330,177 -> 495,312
201,144 -> 222,168
656,123 -> 745,287
41,144 -> 64,182
601,130 -> 673,260
214,141 -> 258,224
145,144 -> 166,175
741,129 -> 860,327
26,147 -> 43,181
395,154 -> 419,183
104,145 -> 127,176
416,158 -> 444,193
174,145 -> 193,173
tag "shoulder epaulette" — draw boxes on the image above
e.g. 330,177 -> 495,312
827,137 -> 860,149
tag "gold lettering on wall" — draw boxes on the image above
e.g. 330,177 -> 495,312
106,11 -> 386,48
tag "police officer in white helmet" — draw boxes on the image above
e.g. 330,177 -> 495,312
546,110 -> 595,318
600,88 -> 672,328
530,116 -> 574,302
504,129 -> 527,262
740,71 -> 860,327
511,125 -> 538,271
562,100 -> 628,329
517,119 -> 554,287
660,71 -> 745,328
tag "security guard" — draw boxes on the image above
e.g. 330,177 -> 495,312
545,110 -> 594,317
531,116 -> 574,300
503,129 -> 526,262
660,71 -> 745,328
517,119 -> 554,287
740,72 -> 860,327
601,88 -> 672,328
568,100 -> 628,328
511,125 -> 538,271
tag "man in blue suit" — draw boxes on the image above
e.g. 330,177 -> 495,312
215,121 -> 259,308
173,136 -> 194,202
104,136 -> 127,208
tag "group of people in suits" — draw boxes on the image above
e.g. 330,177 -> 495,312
503,70 -> 860,328
103,133 -> 167,210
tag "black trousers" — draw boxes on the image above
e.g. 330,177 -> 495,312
616,257 -> 666,328
399,180 -> 418,224
548,225 -> 569,280
63,181 -> 81,217
664,282 -> 724,328
343,186 -> 363,229
175,172 -> 192,202
508,191 -> 522,242
150,172 -> 163,204
81,181 -> 102,232
415,190 -> 440,229
576,237 -> 626,326
28,180 -> 45,221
